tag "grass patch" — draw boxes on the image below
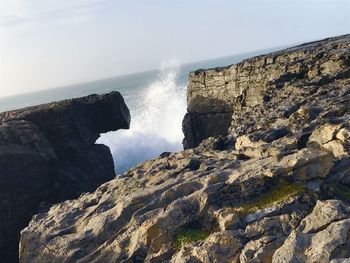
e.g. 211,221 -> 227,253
328,184 -> 350,200
174,228 -> 209,249
233,179 -> 304,215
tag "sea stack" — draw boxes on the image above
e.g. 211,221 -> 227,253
0,92 -> 130,262
18,35 -> 350,262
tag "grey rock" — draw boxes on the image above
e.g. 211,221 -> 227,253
183,34 -> 350,148
240,235 -> 285,263
17,35 -> 350,263
0,92 -> 130,262
272,200 -> 350,263
297,199 -> 350,233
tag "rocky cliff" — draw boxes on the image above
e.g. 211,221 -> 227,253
19,35 -> 350,263
0,92 -> 130,262
183,34 -> 350,148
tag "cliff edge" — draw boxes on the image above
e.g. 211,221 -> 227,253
20,35 -> 350,263
183,34 -> 350,148
0,91 -> 130,262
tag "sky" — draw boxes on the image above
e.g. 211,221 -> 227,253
0,0 -> 349,98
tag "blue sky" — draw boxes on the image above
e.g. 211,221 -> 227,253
0,0 -> 349,97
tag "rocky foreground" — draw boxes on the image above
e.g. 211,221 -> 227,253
0,92 -> 130,262
20,35 -> 350,262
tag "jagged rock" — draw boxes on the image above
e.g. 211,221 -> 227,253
336,127 -> 350,142
0,92 -> 130,262
18,143 -> 320,263
240,235 -> 285,263
279,148 -> 334,180
272,200 -> 350,263
235,128 -> 295,158
18,35 -> 350,263
172,231 -> 242,263
245,206 -> 281,224
297,199 -> 350,233
184,34 -> 350,148
17,148 -> 248,263
309,123 -> 350,159
244,212 -> 304,239
214,208 -> 240,231
323,140 -> 349,159
309,124 -> 341,145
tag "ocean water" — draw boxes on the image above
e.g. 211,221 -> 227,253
0,48 -> 281,174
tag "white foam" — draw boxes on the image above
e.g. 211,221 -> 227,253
97,64 -> 187,174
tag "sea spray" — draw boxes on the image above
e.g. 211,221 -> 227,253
97,64 -> 187,174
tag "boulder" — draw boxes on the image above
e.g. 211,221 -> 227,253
272,200 -> 350,262
240,235 -> 285,263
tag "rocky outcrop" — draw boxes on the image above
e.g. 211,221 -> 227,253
183,34 -> 350,148
19,35 -> 350,263
273,200 -> 350,262
0,92 -> 130,262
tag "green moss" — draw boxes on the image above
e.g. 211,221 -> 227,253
174,228 -> 209,249
328,184 -> 350,200
233,179 -> 305,215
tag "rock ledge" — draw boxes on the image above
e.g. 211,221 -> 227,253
0,91 -> 130,262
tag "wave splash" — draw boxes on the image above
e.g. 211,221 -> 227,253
97,64 -> 187,174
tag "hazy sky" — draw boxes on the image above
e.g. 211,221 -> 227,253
0,0 -> 349,97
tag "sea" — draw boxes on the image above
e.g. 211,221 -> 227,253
0,48 -> 282,174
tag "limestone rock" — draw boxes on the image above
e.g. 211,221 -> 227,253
18,35 -> 350,263
172,231 -> 242,263
272,200 -> 350,263
244,212 -> 304,239
323,140 -> 349,159
214,208 -> 240,231
309,123 -> 350,159
240,235 -> 285,263
336,127 -> 350,142
183,34 -> 350,148
279,148 -> 334,180
297,200 -> 350,233
309,124 -> 341,145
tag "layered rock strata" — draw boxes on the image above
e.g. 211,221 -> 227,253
0,92 -> 130,262
20,35 -> 350,262
183,34 -> 350,148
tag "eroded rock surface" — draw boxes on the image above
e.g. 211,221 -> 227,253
0,92 -> 130,262
19,35 -> 350,262
183,34 -> 350,148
